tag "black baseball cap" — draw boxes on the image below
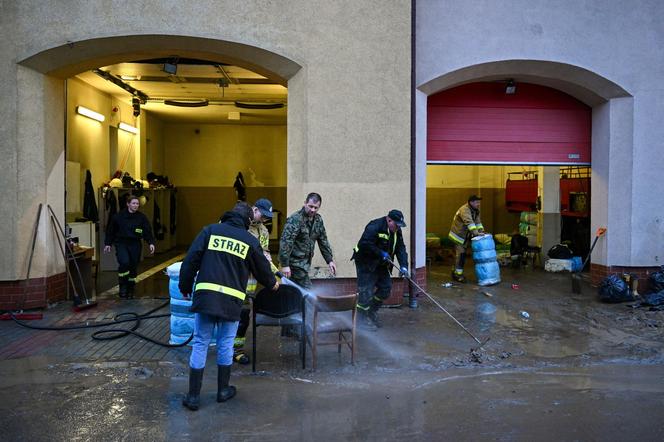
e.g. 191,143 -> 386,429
254,198 -> 273,219
468,195 -> 482,202
388,209 -> 406,227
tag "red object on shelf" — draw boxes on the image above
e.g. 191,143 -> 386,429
505,178 -> 538,212
560,177 -> 590,217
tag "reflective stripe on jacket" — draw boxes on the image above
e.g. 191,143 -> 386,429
179,211 -> 276,321
352,216 -> 408,272
448,203 -> 483,245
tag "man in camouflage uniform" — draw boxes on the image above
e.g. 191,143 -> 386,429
233,198 -> 278,364
279,192 -> 336,289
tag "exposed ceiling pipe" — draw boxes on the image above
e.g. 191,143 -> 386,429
92,69 -> 149,103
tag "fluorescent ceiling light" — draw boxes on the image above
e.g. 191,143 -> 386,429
118,122 -> 138,134
228,112 -> 241,121
76,106 -> 105,122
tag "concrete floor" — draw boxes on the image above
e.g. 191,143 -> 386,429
1,262 -> 664,440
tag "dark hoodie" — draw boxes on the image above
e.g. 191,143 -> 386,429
179,211 -> 277,321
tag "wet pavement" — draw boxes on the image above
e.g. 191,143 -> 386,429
1,264 -> 664,440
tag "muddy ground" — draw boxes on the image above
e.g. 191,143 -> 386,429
1,266 -> 663,440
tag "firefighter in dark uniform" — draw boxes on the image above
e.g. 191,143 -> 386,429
179,202 -> 279,411
352,209 -> 409,330
103,194 -> 155,299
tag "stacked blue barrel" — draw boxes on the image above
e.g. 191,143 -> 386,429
471,234 -> 501,286
167,262 -> 195,345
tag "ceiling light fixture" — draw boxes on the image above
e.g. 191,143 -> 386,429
118,122 -> 138,134
234,101 -> 284,110
76,105 -> 105,122
164,99 -> 209,107
228,112 -> 241,121
505,79 -> 517,95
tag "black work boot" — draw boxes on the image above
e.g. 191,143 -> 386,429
452,271 -> 467,283
358,310 -> 377,331
368,308 -> 383,328
217,364 -> 236,403
118,283 -> 128,299
182,367 -> 204,411
126,283 -> 135,299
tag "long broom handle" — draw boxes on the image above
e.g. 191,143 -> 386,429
25,204 -> 43,281
47,205 -> 89,302
387,259 -> 485,346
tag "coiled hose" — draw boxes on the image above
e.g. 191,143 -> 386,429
4,299 -> 193,347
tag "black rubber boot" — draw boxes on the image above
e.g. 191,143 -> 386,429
217,364 -> 236,403
118,283 -> 128,299
368,304 -> 383,328
358,310 -> 377,331
126,283 -> 135,299
182,367 -> 204,411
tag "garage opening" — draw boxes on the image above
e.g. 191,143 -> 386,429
425,82 -> 591,282
65,57 -> 287,297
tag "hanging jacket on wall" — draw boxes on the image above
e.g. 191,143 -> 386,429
170,190 -> 177,235
105,188 -> 118,230
83,169 -> 99,222
153,200 -> 165,240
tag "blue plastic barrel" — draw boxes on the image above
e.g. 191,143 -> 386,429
167,262 -> 195,345
471,234 -> 501,286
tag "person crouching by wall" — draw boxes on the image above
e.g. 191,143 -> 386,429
179,202 -> 279,411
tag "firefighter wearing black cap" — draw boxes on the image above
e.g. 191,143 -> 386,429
352,209 -> 409,330
233,198 -> 278,364
103,194 -> 155,299
448,195 -> 485,282
179,202 -> 279,411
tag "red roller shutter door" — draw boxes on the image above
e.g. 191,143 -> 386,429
427,82 -> 591,164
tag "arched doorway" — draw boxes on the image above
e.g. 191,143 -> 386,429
415,60 -> 632,285
7,35 -> 301,307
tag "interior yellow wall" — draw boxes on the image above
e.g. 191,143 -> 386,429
164,124 -> 286,187
66,78 -> 139,215
427,165 -> 532,238
145,112 -> 165,176
164,123 -> 287,244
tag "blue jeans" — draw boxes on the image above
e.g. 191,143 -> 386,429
189,313 -> 239,369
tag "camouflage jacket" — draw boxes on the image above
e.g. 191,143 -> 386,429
279,208 -> 334,268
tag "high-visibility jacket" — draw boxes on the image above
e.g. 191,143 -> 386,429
179,211 -> 276,321
352,216 -> 408,272
448,203 -> 483,245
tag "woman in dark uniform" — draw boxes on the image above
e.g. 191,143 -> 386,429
103,194 -> 155,298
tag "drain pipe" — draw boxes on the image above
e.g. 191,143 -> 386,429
409,0 -> 418,306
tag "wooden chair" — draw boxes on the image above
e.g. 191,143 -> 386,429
251,285 -> 306,372
305,293 -> 357,370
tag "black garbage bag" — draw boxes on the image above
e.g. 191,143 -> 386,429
641,290 -> 664,307
548,244 -> 573,259
598,274 -> 633,303
648,268 -> 664,292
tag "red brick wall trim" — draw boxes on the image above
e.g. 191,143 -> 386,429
591,264 -> 662,293
310,267 -> 426,306
0,272 -> 66,311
